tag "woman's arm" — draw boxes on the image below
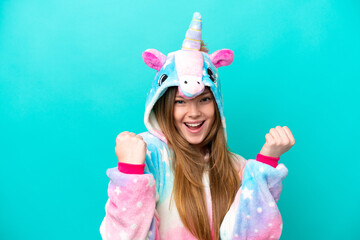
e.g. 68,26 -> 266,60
259,126 -> 295,159
100,168 -> 159,240
221,126 -> 294,239
100,132 -> 161,240
220,159 -> 288,240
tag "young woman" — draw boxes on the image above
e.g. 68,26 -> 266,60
100,12 -> 295,240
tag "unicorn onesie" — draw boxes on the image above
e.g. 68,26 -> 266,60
100,12 -> 288,240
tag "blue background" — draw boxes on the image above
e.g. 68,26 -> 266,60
1,0 -> 359,239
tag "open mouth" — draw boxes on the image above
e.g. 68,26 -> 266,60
184,121 -> 205,130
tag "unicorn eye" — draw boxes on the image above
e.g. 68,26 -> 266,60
207,68 -> 216,82
158,74 -> 168,86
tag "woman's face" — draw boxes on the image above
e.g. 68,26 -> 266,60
173,88 -> 215,147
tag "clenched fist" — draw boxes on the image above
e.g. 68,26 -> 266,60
115,131 -> 147,164
260,126 -> 295,158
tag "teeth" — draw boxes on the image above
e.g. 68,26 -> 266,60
188,123 -> 201,127
186,122 -> 203,127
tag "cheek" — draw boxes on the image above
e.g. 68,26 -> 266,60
207,111 -> 216,129
207,105 -> 216,121
208,114 -> 215,127
173,108 -> 183,126
211,108 -> 215,118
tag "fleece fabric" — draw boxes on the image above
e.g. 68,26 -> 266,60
100,12 -> 288,240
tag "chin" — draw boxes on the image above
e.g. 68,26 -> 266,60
181,131 -> 207,145
185,138 -> 205,145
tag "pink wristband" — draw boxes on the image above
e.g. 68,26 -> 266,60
256,153 -> 280,168
118,162 -> 145,174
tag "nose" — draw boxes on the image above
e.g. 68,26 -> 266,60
179,75 -> 204,97
188,102 -> 201,118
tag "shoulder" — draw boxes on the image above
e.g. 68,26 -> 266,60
139,131 -> 172,165
139,131 -> 168,151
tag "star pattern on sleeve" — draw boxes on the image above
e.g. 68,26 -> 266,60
160,147 -> 170,165
114,186 -> 121,196
241,186 -> 254,200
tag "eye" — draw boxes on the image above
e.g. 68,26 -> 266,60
207,68 -> 216,82
174,100 -> 185,104
201,97 -> 211,102
158,74 -> 168,86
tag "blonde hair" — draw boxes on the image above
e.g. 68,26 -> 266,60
153,87 -> 241,240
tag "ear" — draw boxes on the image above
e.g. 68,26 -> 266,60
142,49 -> 167,71
209,49 -> 234,68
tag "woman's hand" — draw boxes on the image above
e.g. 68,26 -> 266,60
115,131 -> 147,164
260,126 -> 295,158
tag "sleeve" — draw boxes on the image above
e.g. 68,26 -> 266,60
220,158 -> 288,240
100,135 -> 162,240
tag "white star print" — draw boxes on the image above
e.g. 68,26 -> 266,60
259,166 -> 264,173
160,147 -> 170,165
241,186 -> 254,200
119,231 -> 129,240
114,186 -> 121,195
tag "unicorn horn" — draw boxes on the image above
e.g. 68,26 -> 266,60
181,12 -> 202,51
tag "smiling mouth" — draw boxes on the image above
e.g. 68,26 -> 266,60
184,121 -> 205,130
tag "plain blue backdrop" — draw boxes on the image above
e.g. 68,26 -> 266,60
0,0 -> 359,239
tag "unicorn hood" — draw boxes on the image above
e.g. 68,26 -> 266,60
142,12 -> 234,143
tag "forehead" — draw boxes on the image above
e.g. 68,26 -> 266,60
175,87 -> 211,97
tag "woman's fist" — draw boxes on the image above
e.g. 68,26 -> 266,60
260,126 -> 295,158
115,131 -> 147,164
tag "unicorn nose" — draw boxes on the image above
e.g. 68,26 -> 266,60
179,75 -> 205,97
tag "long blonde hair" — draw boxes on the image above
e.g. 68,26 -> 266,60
153,86 -> 241,240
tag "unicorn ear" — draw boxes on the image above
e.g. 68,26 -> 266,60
209,49 -> 234,68
142,49 -> 167,71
